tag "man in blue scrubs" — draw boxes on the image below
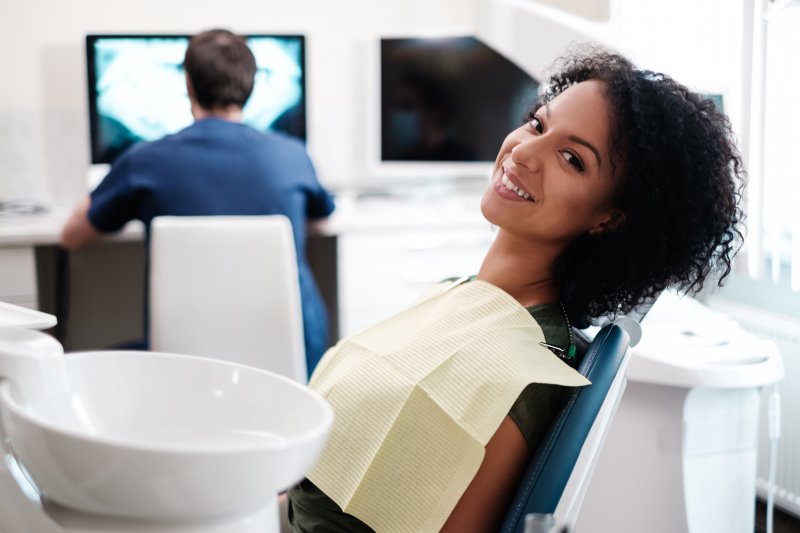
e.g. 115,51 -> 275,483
60,29 -> 335,374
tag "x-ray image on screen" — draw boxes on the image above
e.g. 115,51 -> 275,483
86,34 -> 306,165
245,37 -> 304,132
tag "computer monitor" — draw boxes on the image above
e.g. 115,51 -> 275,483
369,35 -> 539,180
86,34 -> 306,166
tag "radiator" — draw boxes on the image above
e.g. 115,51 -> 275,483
706,298 -> 800,518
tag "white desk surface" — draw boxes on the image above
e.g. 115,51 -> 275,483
0,207 -> 144,247
0,188 -> 490,249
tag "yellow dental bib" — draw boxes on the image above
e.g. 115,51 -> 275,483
307,280 -> 589,532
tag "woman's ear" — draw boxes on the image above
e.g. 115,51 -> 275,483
588,209 -> 625,236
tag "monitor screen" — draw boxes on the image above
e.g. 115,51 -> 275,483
86,34 -> 306,165
380,36 -> 539,164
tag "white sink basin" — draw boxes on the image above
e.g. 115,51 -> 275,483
0,339 -> 333,521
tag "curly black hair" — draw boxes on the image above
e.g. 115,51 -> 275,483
542,49 -> 745,327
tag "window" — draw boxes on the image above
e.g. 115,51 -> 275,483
744,0 -> 800,292
762,1 -> 800,288
711,0 -> 800,317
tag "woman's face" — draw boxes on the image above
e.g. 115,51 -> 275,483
481,80 -> 622,247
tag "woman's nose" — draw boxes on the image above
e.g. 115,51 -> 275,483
510,139 -> 543,172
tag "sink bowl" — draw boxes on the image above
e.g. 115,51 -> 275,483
0,348 -> 333,521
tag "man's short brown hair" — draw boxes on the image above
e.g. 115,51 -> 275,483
184,29 -> 256,110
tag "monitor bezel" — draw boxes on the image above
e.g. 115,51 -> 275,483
366,32 -> 539,184
85,33 -> 307,165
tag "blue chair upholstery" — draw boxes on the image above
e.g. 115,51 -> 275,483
501,323 -> 632,532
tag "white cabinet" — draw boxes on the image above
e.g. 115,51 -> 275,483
338,224 -> 495,336
0,246 -> 38,309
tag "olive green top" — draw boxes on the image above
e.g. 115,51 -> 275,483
287,299 -> 576,533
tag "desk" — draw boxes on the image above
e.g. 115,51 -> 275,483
0,208 -> 339,351
0,183 -> 494,351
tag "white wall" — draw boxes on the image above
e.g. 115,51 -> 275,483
0,0 -> 474,206
614,0 -> 747,146
475,0 -> 747,149
1,0 -> 749,207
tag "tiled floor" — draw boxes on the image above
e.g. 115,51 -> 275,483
755,499 -> 800,533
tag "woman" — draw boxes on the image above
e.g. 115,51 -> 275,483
286,49 -> 743,532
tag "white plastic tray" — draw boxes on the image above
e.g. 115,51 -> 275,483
0,301 -> 56,330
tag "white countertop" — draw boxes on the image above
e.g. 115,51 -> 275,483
0,183 -> 492,248
325,187 -> 489,234
0,207 -> 144,247
627,291 -> 785,389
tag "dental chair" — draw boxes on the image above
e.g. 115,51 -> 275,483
501,320 -> 639,532
149,215 -> 307,383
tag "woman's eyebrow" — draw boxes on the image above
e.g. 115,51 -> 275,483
569,135 -> 603,168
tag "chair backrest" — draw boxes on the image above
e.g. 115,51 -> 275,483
149,215 -> 306,382
501,322 -> 634,532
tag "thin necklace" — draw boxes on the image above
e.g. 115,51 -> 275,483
539,301 -> 577,361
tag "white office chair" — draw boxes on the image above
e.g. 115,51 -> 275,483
149,215 -> 307,383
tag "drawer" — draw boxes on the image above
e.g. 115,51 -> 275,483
337,228 -> 495,336
0,246 -> 37,305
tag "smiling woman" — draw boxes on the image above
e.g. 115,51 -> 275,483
481,80 -> 622,267
285,48 -> 745,533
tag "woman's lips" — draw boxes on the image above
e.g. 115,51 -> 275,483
494,170 -> 535,202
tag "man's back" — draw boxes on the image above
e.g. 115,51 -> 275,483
87,118 -> 335,373
89,118 -> 331,255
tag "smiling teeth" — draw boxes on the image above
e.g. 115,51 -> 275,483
502,174 -> 531,200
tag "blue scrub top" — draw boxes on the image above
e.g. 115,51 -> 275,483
89,118 -> 335,373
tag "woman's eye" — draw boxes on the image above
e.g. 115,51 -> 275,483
563,151 -> 585,172
529,116 -> 543,133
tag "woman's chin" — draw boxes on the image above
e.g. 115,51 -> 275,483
479,191 -> 498,225
480,183 -> 516,228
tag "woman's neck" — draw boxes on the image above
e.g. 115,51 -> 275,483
477,230 -> 563,307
